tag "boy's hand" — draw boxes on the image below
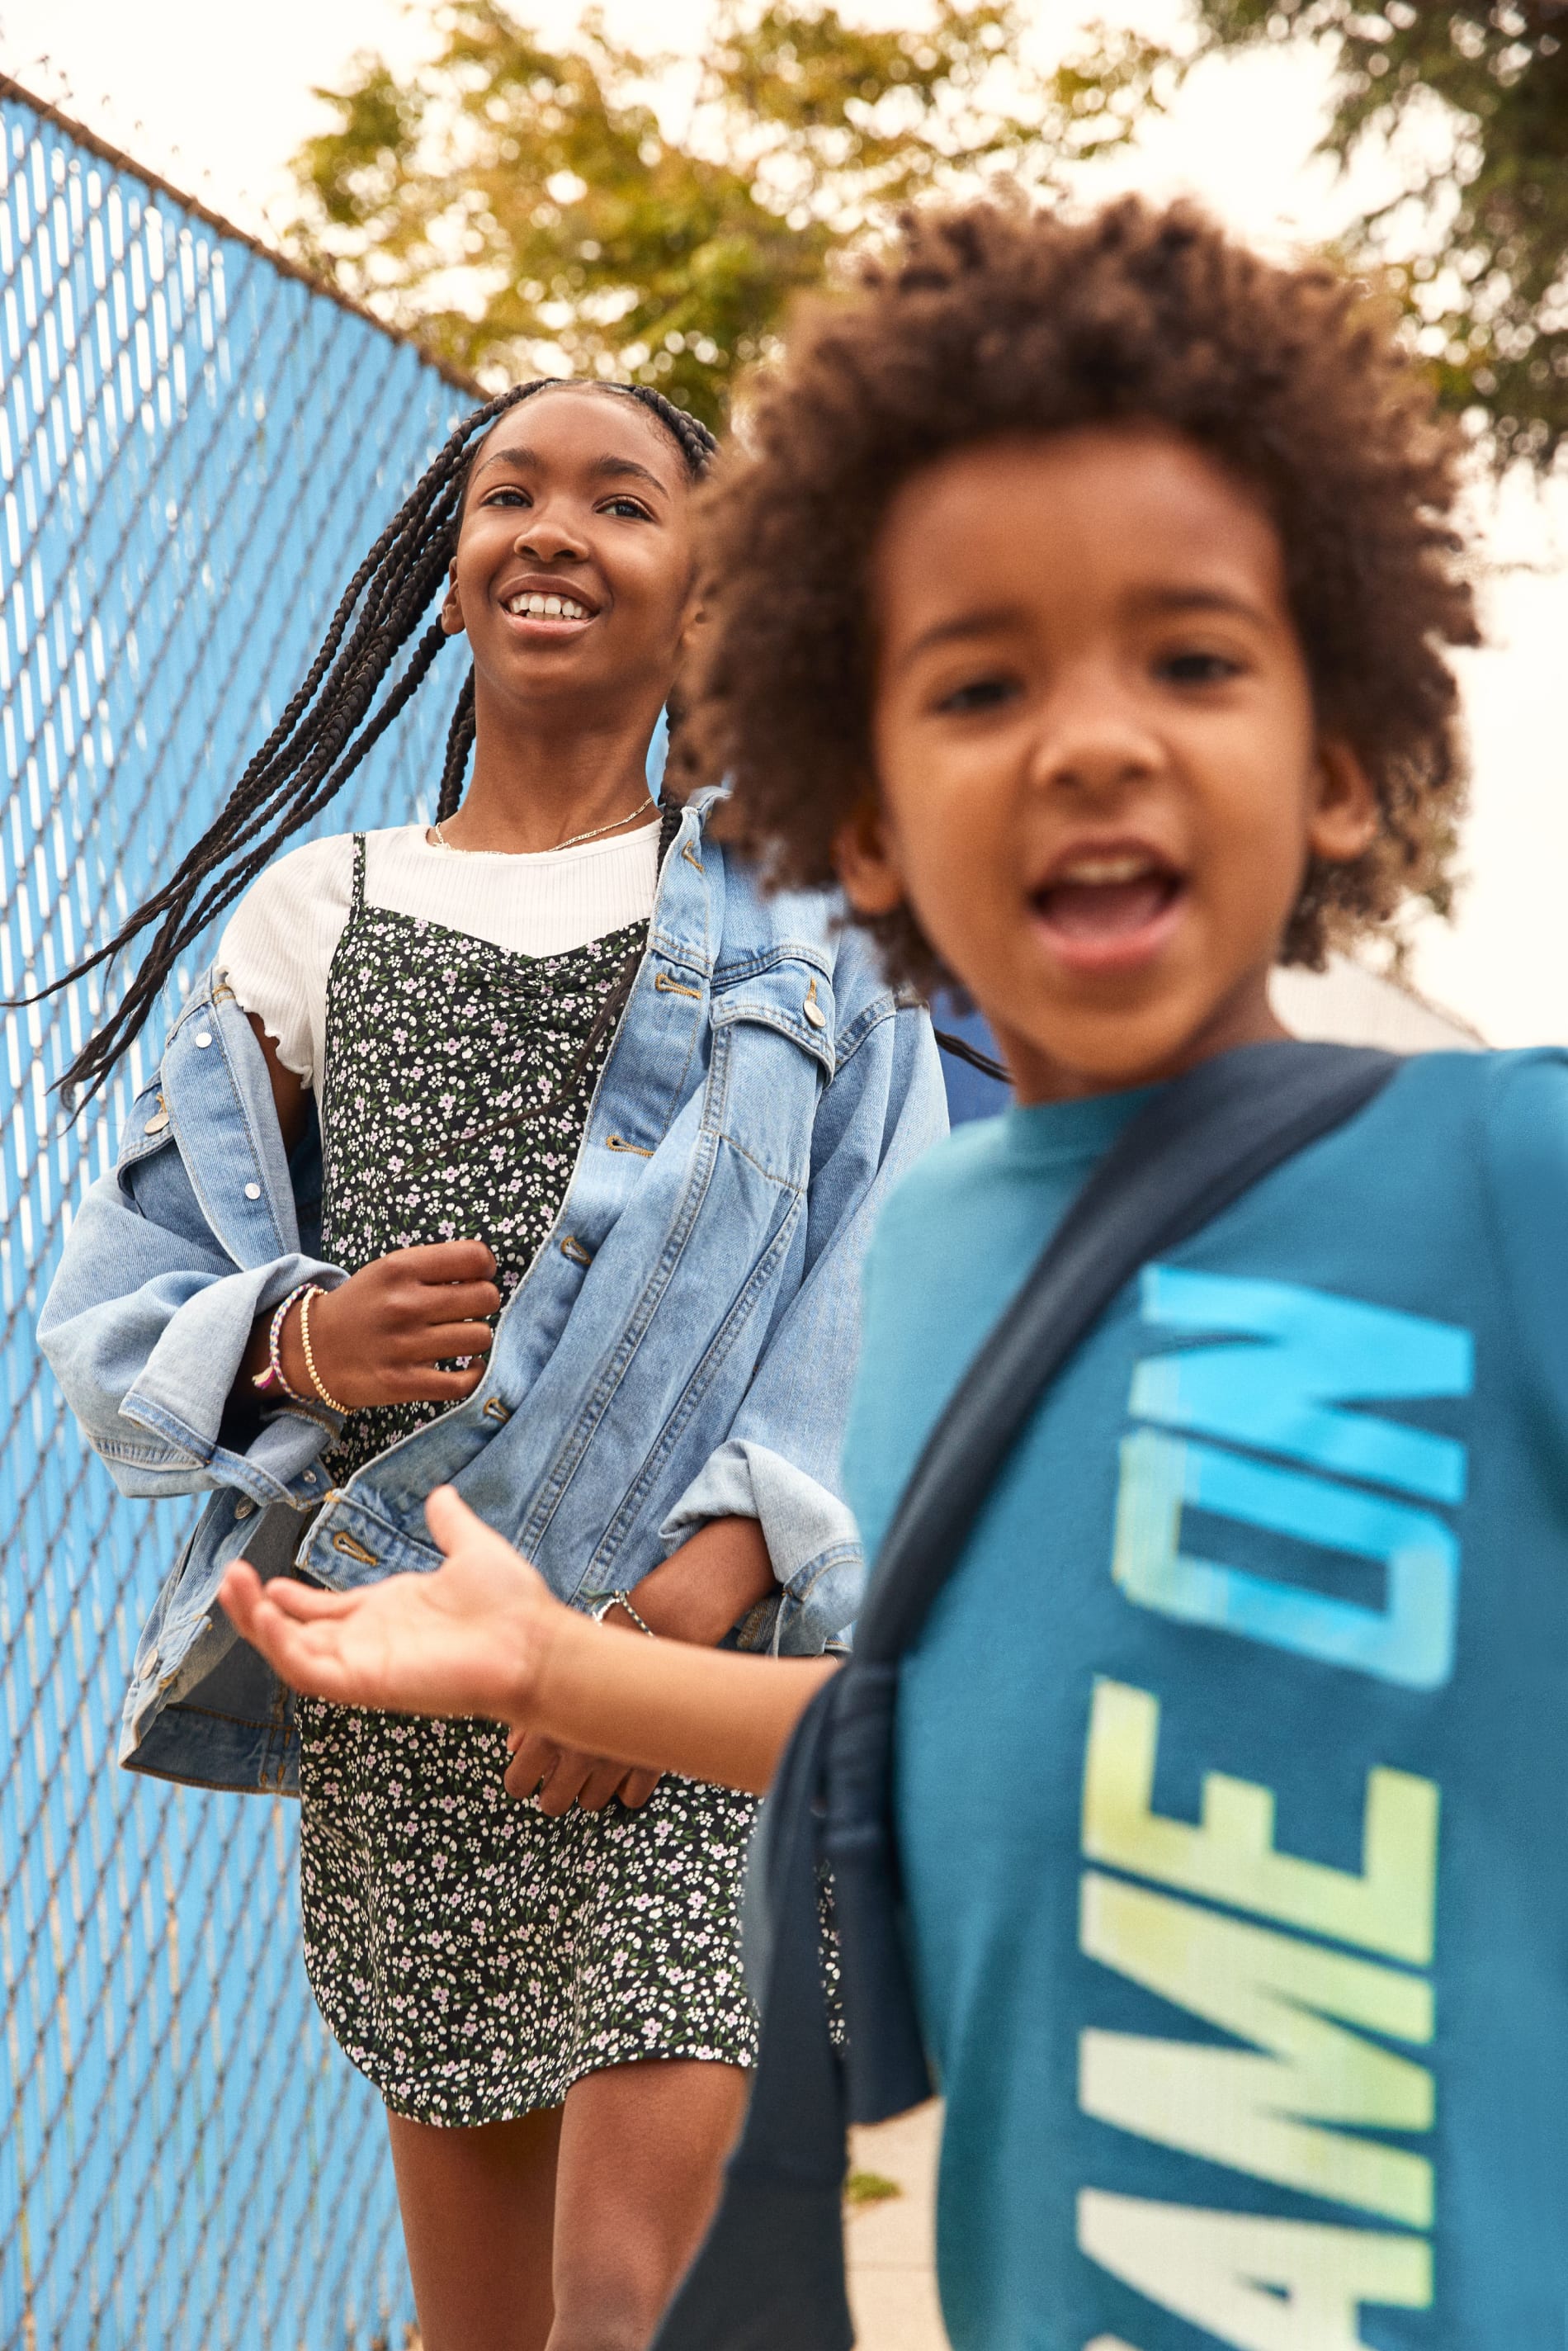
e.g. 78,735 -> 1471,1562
253,1240 -> 502,1409
219,1485 -> 552,1721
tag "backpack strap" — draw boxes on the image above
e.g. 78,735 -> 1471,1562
652,1039 -> 1399,2351
857,1039 -> 1398,1667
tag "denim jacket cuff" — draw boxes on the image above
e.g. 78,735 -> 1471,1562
116,1256 -> 346,1483
659,1438 -> 864,1655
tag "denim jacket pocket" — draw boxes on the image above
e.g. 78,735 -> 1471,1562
707,960 -> 835,1190
116,1071 -> 178,1184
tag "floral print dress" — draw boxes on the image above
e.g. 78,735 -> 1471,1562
296,834 -> 760,2124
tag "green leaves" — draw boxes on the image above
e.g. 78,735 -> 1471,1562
281,0 -> 1164,426
1188,2 -> 1568,470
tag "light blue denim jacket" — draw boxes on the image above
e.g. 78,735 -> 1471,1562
39,794 -> 946,1794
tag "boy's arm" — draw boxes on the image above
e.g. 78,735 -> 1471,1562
220,1486 -> 834,1795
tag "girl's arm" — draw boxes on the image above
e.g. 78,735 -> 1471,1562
233,1012 -> 505,1412
220,1486 -> 834,1795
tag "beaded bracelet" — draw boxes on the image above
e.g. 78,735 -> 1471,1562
589,1590 -> 658,1638
297,1284 -> 349,1416
252,1280 -> 316,1406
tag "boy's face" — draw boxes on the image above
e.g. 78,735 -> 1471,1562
840,426 -> 1377,1103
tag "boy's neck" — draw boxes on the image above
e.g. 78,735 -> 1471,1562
996,970 -> 1290,1107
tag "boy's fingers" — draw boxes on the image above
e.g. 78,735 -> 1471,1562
254,1627 -> 350,1702
218,1561 -> 264,1632
423,1483 -> 489,1554
258,1579 -> 361,1621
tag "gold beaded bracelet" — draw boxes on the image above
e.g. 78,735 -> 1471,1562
297,1284 -> 349,1415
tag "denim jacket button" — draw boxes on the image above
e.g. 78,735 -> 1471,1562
194,1029 -> 213,1048
244,1182 -> 262,1200
139,1650 -> 159,1680
234,1498 -> 255,1521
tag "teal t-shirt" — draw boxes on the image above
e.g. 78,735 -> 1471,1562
840,1050 -> 1568,2351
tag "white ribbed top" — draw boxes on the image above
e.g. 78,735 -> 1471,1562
217,820 -> 661,1091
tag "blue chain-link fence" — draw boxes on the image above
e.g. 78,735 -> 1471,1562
0,78 -> 481,2349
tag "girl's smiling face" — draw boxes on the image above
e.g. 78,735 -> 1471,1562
442,386 -> 696,718
838,425 -> 1379,1105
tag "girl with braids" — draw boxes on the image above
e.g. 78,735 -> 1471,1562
38,376 -> 947,2351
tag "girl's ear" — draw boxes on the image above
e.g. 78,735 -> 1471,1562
441,558 -> 465,640
833,796 -> 906,917
1307,738 -> 1379,866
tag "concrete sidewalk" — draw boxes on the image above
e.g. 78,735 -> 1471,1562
846,2101 -> 947,2349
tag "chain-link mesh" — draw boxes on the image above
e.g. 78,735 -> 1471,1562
0,80 -> 482,2350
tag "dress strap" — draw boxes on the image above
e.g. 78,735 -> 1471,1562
350,833 -> 367,911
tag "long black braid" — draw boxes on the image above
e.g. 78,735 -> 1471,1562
32,377 -> 716,1102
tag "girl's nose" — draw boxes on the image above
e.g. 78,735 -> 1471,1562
515,509 -> 584,562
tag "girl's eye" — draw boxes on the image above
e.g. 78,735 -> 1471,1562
934,674 -> 1021,716
1159,649 -> 1243,685
483,486 -> 530,509
602,496 -> 654,520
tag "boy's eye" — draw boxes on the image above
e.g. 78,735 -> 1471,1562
1159,648 -> 1243,685
933,674 -> 1021,716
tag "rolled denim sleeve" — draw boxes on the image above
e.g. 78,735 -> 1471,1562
39,1135 -> 343,1505
659,964 -> 947,1653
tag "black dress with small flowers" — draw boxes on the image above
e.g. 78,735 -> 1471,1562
296,835 -> 760,2124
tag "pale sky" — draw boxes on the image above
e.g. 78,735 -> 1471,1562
5,0 -> 1566,1046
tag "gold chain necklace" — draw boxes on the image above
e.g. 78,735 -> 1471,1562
431,802 -> 654,856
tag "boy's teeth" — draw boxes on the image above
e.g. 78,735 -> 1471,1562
1056,854 -> 1154,885
508,592 -> 590,618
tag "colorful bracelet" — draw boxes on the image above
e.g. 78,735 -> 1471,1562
297,1283 -> 349,1416
252,1281 -> 316,1406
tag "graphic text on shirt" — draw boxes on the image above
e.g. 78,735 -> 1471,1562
1075,1268 -> 1470,2347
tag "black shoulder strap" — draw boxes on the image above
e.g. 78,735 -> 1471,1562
856,1039 -> 1398,1664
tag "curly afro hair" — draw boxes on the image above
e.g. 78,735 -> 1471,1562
676,196 -> 1480,994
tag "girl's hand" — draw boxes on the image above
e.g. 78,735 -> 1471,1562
273,1240 -> 502,1409
504,1729 -> 661,1814
497,1519 -> 777,1811
219,1485 -> 555,1721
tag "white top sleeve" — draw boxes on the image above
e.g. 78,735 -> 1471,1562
217,834 -> 355,1091
216,820 -> 661,1095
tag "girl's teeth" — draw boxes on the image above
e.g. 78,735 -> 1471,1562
508,593 -> 588,618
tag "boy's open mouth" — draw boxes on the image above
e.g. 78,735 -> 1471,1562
1028,849 -> 1186,970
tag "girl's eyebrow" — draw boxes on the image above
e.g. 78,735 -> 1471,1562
472,446 -> 670,497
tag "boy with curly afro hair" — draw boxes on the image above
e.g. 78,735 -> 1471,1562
226,197 -> 1568,2351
